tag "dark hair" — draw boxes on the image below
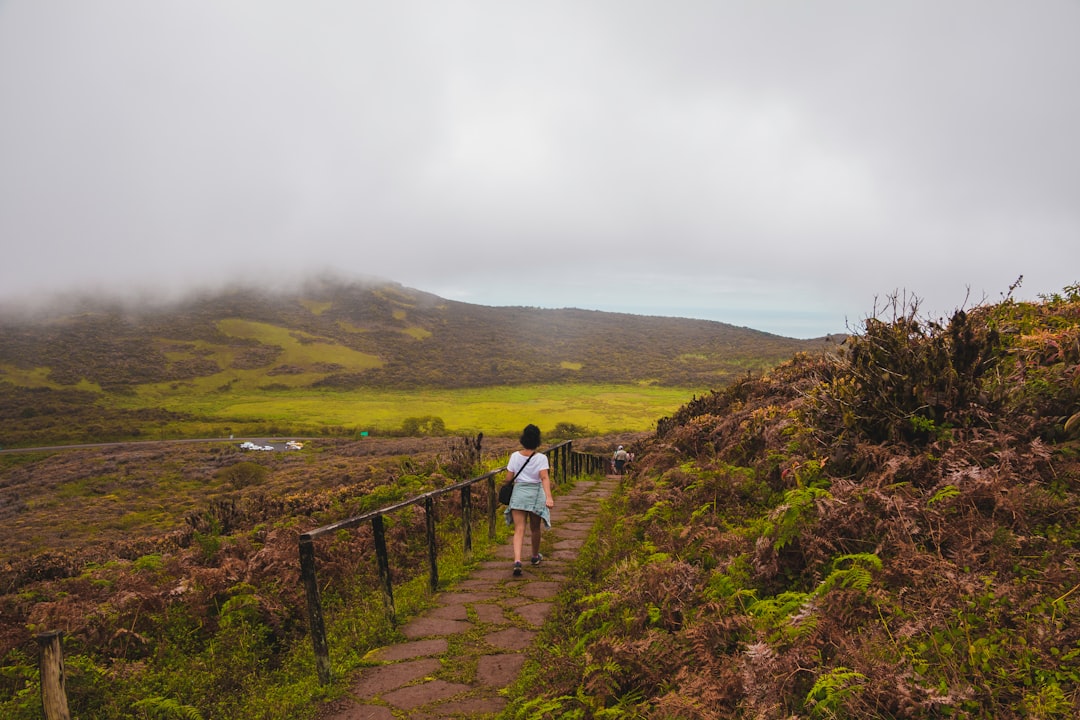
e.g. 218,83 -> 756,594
519,424 -> 541,450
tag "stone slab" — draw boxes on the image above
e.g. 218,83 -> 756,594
500,596 -> 531,607
471,603 -> 507,624
427,605 -> 467,621
476,652 -> 527,685
454,578 -> 502,590
484,627 -> 536,651
519,581 -> 562,599
369,638 -> 448,662
514,601 -> 554,627
437,591 -> 497,604
400,617 -> 472,639
382,679 -> 470,710
320,703 -> 395,720
350,658 -> 440,697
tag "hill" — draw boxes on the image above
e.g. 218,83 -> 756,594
1,286 -> 1075,719
507,286 -> 1080,718
0,278 -> 832,445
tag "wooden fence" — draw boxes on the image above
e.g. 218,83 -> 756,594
297,439 -> 607,684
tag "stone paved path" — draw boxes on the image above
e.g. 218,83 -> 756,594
316,475 -> 617,720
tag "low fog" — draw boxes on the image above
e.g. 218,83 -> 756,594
1,2 -> 1078,337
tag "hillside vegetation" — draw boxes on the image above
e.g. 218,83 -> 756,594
0,279 -> 830,445
510,286 -> 1080,719
0,434 -> 549,719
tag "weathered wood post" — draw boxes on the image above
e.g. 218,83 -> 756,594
487,473 -> 497,539
298,538 -> 332,685
37,630 -> 70,720
372,514 -> 396,624
424,496 -> 438,592
461,484 -> 473,560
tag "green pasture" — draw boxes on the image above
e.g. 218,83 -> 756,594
0,363 -> 100,391
112,383 -> 703,437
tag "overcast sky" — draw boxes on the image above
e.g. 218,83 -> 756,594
1,2 -> 1077,337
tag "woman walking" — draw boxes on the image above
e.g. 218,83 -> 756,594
504,424 -> 554,576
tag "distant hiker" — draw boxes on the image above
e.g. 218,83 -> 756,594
504,424 -> 554,577
613,445 -> 629,475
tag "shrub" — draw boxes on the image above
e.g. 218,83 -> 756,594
215,461 -> 269,489
400,416 -> 446,437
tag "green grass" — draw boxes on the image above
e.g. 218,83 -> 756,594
111,383 -> 701,438
0,363 -> 101,391
216,319 -> 382,371
0,498 -> 515,720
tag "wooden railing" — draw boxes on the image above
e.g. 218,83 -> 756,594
297,439 -> 607,684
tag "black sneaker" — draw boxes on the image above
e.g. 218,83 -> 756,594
531,553 -> 543,566
512,561 -> 522,577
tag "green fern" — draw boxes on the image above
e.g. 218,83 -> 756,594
815,553 -> 882,597
770,486 -> 832,550
748,590 -> 811,623
509,695 -> 583,719
573,591 -> 619,651
132,696 -> 204,720
805,666 -> 867,718
928,484 -> 961,505
643,499 -> 672,523
574,591 -> 618,632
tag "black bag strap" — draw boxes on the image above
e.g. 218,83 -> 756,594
508,451 -> 536,482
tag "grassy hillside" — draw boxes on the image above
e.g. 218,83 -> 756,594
0,435 -> 521,719
0,278 -> 831,446
509,286 -> 1080,718
0,432 -> 631,720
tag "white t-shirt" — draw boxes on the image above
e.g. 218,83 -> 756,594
507,450 -> 549,484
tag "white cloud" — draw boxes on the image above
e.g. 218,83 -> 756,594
1,1 -> 1078,337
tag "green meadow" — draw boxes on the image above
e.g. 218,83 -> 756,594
144,317 -> 703,436
112,383 -> 702,438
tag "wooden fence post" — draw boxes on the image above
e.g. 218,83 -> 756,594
372,514 -> 396,624
424,496 -> 438,592
298,539 -> 332,685
37,630 -> 70,720
461,485 -> 473,560
487,474 -> 497,540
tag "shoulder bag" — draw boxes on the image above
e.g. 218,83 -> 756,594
498,452 -> 536,505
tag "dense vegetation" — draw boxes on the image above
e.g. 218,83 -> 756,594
509,286 -> 1080,718
0,279 -> 829,446
0,434 -> 556,719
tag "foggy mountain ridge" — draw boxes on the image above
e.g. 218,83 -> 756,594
0,277 -> 834,392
